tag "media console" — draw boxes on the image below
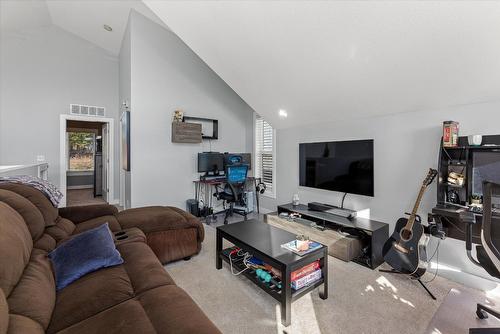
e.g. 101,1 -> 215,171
277,203 -> 389,269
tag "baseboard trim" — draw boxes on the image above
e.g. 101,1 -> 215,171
67,185 -> 93,190
108,199 -> 120,205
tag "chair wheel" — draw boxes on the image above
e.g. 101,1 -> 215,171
477,309 -> 489,319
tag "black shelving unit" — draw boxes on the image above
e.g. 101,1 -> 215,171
434,134 -> 500,243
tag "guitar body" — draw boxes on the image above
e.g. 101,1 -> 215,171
383,217 -> 427,278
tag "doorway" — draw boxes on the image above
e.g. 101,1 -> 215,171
60,115 -> 114,207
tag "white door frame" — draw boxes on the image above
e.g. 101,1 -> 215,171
60,115 -> 115,207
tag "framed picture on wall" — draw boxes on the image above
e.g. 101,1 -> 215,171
121,111 -> 130,171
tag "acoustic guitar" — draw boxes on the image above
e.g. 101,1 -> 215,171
382,168 -> 438,278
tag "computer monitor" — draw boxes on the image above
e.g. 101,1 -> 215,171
227,165 -> 248,183
473,151 -> 500,196
224,153 -> 252,170
197,152 -> 224,173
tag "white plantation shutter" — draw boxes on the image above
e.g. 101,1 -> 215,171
255,116 -> 274,196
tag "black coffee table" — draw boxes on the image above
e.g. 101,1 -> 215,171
216,219 -> 328,326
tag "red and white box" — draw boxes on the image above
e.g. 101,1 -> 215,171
291,269 -> 322,290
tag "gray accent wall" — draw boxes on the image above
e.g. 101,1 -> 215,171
0,24 -> 120,202
122,11 -> 254,209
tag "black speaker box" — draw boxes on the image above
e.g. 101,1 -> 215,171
186,199 -> 200,217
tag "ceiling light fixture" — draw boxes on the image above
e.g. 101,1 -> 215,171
103,24 -> 113,32
279,109 -> 288,118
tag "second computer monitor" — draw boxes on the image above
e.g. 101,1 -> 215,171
224,153 -> 252,170
198,152 -> 224,173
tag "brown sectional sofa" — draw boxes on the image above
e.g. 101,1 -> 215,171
0,186 -> 221,334
0,183 -> 203,263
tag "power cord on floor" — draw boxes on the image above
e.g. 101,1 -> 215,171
422,239 -> 441,284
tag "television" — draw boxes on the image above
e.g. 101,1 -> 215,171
299,139 -> 374,197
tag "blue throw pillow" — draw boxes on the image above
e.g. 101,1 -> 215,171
49,223 -> 124,291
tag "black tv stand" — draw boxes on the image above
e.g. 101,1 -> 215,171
278,203 -> 389,269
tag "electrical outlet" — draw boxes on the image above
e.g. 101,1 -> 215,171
36,155 -> 45,162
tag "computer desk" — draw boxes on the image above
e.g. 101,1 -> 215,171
193,177 -> 257,221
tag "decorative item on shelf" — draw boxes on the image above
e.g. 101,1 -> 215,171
295,234 -> 310,251
468,135 -> 483,146
447,189 -> 460,204
443,121 -> 459,147
448,171 -> 465,186
471,194 -> 483,206
292,193 -> 300,206
172,110 -> 184,123
171,121 -> 202,143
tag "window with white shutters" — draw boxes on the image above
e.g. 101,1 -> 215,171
255,115 -> 275,197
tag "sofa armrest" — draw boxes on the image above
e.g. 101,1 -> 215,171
58,204 -> 119,224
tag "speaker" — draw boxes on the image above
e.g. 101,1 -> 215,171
186,199 -> 200,217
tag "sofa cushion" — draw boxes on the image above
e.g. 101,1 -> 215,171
45,217 -> 76,243
117,206 -> 203,235
117,241 -> 175,294
55,298 -> 157,334
55,286 -> 221,334
0,289 -> 7,334
58,204 -> 118,224
138,285 -> 221,334
33,233 -> 56,252
0,189 -> 45,241
0,183 -> 58,227
73,215 -> 121,235
7,249 -> 55,330
49,223 -> 123,291
48,265 -> 134,333
0,202 -> 33,296
7,314 -> 44,334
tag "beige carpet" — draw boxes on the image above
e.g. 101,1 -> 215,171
165,225 -> 463,334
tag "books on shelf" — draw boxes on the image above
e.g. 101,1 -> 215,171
281,240 -> 322,256
291,260 -> 320,281
292,269 -> 322,290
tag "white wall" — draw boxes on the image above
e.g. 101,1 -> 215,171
127,11 -> 254,208
0,24 -> 120,203
272,101 -> 500,289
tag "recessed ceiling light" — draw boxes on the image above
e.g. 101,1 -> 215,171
103,24 -> 113,32
279,109 -> 288,118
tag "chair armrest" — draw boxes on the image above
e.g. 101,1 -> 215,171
58,204 -> 119,224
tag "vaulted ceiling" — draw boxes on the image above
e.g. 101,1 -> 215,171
2,1 -> 500,129
1,0 -> 166,57
144,1 -> 500,128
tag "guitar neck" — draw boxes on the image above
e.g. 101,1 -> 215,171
406,184 -> 427,229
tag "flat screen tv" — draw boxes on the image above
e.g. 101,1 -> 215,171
299,139 -> 374,197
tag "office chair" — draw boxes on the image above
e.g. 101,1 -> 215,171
461,181 -> 500,331
214,164 -> 249,224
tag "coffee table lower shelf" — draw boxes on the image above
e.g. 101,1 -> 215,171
219,253 -> 326,303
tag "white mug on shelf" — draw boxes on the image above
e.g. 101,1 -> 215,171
468,135 -> 483,146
